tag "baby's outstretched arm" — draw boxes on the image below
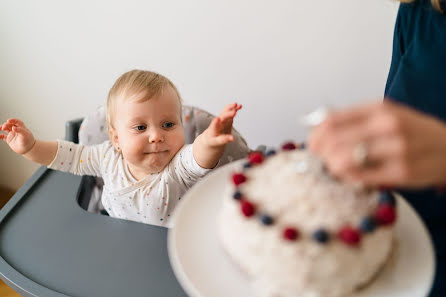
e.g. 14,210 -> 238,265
193,103 -> 242,169
0,118 -> 57,166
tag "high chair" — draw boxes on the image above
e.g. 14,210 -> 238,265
0,105 -> 251,297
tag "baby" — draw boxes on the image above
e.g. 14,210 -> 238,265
0,69 -> 242,228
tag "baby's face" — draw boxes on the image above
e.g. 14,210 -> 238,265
111,86 -> 185,179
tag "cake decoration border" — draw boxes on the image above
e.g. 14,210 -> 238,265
230,142 -> 397,247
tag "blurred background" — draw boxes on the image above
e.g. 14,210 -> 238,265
0,0 -> 398,191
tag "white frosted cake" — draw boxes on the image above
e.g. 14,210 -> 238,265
218,142 -> 397,297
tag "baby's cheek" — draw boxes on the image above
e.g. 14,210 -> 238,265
171,131 -> 185,150
126,145 -> 145,161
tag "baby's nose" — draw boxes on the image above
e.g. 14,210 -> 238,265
148,128 -> 164,143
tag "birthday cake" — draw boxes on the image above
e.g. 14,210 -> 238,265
218,142 -> 397,297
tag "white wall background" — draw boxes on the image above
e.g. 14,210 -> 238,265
0,0 -> 399,190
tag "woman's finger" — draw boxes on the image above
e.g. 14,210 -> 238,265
327,101 -> 383,127
320,112 -> 400,162
319,128 -> 406,181
312,102 -> 402,159
310,102 -> 383,152
347,158 -> 412,187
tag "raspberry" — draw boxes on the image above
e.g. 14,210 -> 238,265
232,173 -> 247,185
338,226 -> 361,246
283,227 -> 299,241
282,142 -> 296,151
241,201 -> 255,217
375,205 -> 396,225
249,152 -> 264,164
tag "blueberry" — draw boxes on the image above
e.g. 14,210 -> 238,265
233,191 -> 242,200
260,214 -> 274,226
243,162 -> 252,169
266,149 -> 276,156
379,191 -> 396,206
313,229 -> 329,244
360,216 -> 377,233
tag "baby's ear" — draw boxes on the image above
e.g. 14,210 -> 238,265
108,127 -> 119,148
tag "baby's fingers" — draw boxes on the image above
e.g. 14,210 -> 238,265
220,103 -> 242,121
4,129 -> 17,143
0,124 -> 10,141
225,102 -> 242,112
222,103 -> 237,113
12,125 -> 28,135
209,117 -> 223,133
234,103 -> 242,111
209,134 -> 234,146
7,118 -> 26,127
1,122 -> 14,132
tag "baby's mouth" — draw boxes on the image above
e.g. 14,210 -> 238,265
144,150 -> 168,154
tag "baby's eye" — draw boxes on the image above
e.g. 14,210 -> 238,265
162,122 -> 175,129
135,125 -> 146,131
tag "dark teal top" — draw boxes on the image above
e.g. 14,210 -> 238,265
385,1 -> 446,296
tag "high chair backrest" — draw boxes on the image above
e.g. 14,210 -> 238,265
78,105 -> 251,167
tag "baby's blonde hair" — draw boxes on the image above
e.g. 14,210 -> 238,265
106,69 -> 183,131
398,0 -> 444,13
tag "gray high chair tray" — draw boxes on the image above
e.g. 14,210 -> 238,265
0,119 -> 187,297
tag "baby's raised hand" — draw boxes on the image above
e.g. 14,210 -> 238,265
0,118 -> 36,155
193,103 -> 242,168
204,103 -> 242,147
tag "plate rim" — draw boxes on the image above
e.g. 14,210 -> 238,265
168,161 -> 436,297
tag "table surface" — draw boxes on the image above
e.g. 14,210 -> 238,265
0,166 -> 187,297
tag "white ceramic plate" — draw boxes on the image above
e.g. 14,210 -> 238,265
168,161 -> 435,297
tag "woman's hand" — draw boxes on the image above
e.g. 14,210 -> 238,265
0,118 -> 36,155
309,100 -> 446,188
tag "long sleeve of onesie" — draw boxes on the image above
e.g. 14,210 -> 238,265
47,140 -> 109,177
167,144 -> 212,189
